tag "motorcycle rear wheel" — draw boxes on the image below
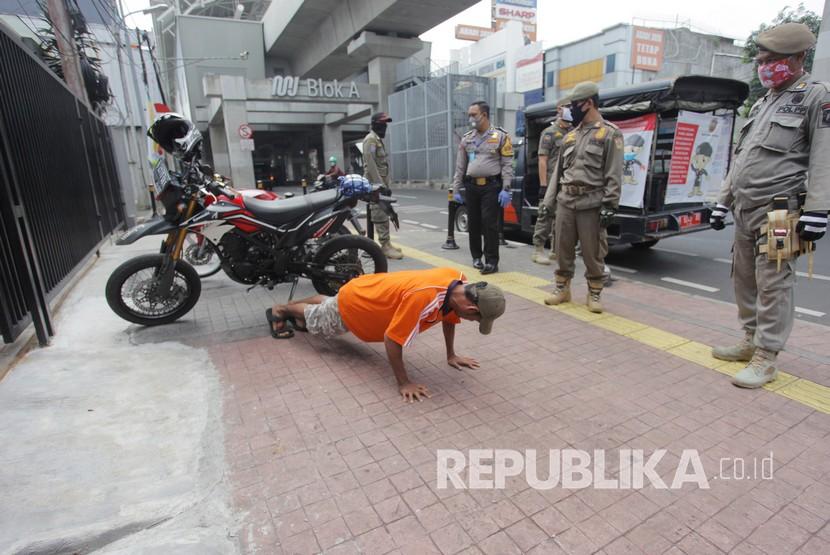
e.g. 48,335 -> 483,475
311,235 -> 387,296
105,254 -> 202,326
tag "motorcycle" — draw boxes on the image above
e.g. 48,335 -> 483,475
106,137 -> 398,327
313,173 -> 365,235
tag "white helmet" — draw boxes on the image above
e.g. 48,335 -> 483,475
148,112 -> 202,160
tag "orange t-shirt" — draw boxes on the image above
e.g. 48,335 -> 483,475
337,268 -> 464,345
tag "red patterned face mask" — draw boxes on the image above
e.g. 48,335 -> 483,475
757,59 -> 797,89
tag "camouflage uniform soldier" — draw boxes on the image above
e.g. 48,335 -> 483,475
543,82 -> 623,313
532,98 -> 573,265
710,23 -> 830,388
452,100 -> 514,275
363,112 -> 403,260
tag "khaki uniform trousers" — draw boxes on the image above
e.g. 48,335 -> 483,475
555,205 -> 605,287
732,202 -> 796,352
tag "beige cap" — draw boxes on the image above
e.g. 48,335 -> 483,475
469,282 -> 506,335
570,81 -> 599,102
556,94 -> 571,107
757,22 -> 816,55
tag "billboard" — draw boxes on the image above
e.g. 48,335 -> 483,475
665,111 -> 734,204
515,52 -> 543,93
631,27 -> 665,72
455,24 -> 495,42
493,0 -> 537,42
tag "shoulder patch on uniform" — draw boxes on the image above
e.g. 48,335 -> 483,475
594,127 -> 607,140
553,131 -> 563,139
795,82 -> 808,90
820,102 -> 830,128
614,136 -> 623,150
603,120 -> 620,130
564,131 -> 577,144
495,126 -> 508,134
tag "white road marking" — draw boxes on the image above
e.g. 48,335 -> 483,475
714,257 -> 830,281
660,277 -> 719,293
402,219 -> 420,225
608,265 -> 637,274
440,211 -> 448,215
654,247 -> 699,257
796,307 -> 826,318
394,194 -> 418,199
420,223 -> 439,229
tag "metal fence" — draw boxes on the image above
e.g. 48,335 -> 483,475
0,24 -> 126,346
388,74 -> 496,183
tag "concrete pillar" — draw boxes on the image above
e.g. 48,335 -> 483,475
285,155 -> 295,182
219,75 -> 256,188
368,56 -> 400,115
208,124 -> 231,177
813,1 -> 830,81
323,124 -> 344,170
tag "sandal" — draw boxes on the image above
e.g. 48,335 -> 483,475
266,308 -> 294,339
286,316 -> 308,332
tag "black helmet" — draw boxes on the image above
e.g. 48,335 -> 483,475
148,113 -> 202,160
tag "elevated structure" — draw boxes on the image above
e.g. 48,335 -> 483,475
152,0 -> 476,187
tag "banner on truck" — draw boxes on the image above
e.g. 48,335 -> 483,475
615,113 -> 657,208
665,111 -> 733,205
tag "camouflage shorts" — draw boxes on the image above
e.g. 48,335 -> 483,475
303,295 -> 348,338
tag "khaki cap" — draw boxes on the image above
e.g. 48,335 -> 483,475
468,282 -> 506,335
556,94 -> 571,107
757,22 -> 816,55
570,81 -> 599,102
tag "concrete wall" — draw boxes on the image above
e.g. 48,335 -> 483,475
175,16 -> 265,123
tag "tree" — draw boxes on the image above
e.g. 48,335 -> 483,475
741,3 -> 822,115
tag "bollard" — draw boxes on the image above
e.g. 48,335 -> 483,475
256,179 -> 264,190
301,178 -> 308,195
148,184 -> 158,217
441,187 -> 460,250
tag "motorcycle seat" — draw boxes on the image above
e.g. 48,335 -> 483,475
243,189 -> 340,226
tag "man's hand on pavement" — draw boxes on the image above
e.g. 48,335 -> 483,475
447,354 -> 480,370
400,382 -> 430,403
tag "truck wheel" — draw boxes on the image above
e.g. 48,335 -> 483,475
455,206 -> 469,232
630,239 -> 659,250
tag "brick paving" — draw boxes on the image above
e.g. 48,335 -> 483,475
209,284 -> 830,554
149,224 -> 830,554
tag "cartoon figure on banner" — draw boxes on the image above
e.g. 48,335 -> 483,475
623,134 -> 646,185
688,142 -> 713,198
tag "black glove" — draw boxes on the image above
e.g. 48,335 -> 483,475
599,208 -> 615,228
796,211 -> 828,242
710,203 -> 728,231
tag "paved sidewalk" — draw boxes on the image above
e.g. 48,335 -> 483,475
215,225 -> 830,554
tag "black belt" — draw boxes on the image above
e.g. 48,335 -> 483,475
772,192 -> 807,210
464,175 -> 501,186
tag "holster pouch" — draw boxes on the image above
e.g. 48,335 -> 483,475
758,195 -> 814,271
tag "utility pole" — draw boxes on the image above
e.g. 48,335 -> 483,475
46,0 -> 89,105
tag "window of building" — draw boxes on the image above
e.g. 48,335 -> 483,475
495,59 -> 505,69
546,71 -> 554,88
606,54 -> 616,74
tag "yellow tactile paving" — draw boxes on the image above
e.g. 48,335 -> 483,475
402,245 -> 830,415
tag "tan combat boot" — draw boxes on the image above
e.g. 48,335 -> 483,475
381,243 -> 403,260
544,279 -> 571,305
732,348 -> 778,388
586,287 -> 603,313
532,246 -> 551,265
712,332 -> 755,362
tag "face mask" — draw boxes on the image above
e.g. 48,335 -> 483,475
757,59 -> 797,89
560,107 -> 573,123
372,123 -> 387,138
570,101 -> 587,126
469,115 -> 481,129
624,152 -> 637,162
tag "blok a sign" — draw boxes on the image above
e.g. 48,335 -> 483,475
271,76 -> 360,99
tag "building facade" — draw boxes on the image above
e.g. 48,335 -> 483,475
544,24 -> 750,102
151,0 -> 478,188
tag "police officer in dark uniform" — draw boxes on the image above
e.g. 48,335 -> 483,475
451,101 -> 514,274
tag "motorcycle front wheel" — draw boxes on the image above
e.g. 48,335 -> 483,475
311,235 -> 387,296
105,254 -> 202,326
183,232 -> 222,277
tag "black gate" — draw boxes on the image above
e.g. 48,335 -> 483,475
0,24 -> 126,346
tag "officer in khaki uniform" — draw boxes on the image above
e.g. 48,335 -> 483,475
710,23 -> 829,388
543,82 -> 623,313
363,112 -> 403,260
532,98 -> 573,265
452,101 -> 514,274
